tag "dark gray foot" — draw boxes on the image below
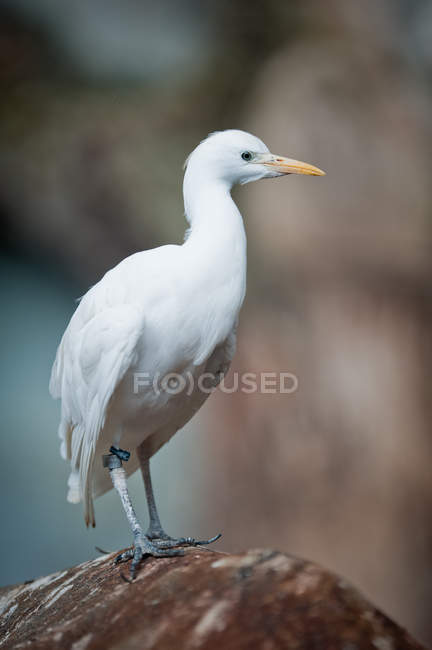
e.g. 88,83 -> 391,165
114,535 -> 184,580
147,532 -> 222,549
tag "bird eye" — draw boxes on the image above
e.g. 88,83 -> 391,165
241,151 -> 252,161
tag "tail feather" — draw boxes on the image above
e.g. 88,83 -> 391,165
79,436 -> 96,528
67,470 -> 81,504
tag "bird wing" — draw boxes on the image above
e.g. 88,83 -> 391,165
50,246 -> 182,525
50,295 -> 144,526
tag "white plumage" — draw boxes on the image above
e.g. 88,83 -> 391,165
50,129 -> 324,529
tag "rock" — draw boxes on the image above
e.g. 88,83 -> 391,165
0,548 -> 425,649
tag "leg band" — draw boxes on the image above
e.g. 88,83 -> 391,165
110,446 -> 131,462
102,454 -> 122,469
102,446 -> 131,469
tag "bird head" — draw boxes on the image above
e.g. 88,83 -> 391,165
184,130 -> 325,188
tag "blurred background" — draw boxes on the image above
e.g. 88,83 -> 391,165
0,0 -> 431,644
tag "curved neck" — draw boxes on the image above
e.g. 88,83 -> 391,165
181,170 -> 247,314
183,172 -> 246,256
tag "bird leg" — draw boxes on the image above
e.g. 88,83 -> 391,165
139,448 -> 168,540
103,448 -> 183,580
137,442 -> 222,550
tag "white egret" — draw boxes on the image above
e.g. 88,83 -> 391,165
50,129 -> 324,578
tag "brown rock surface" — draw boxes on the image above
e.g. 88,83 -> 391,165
0,548 -> 425,650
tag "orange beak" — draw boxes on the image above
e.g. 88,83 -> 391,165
258,153 -> 325,176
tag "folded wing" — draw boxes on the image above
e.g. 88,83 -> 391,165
50,295 -> 144,526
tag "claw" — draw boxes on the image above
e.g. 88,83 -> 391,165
95,546 -> 111,555
129,546 -> 143,580
171,533 -> 222,546
114,548 -> 134,565
195,533 -> 222,546
120,570 -> 133,584
155,533 -> 222,548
